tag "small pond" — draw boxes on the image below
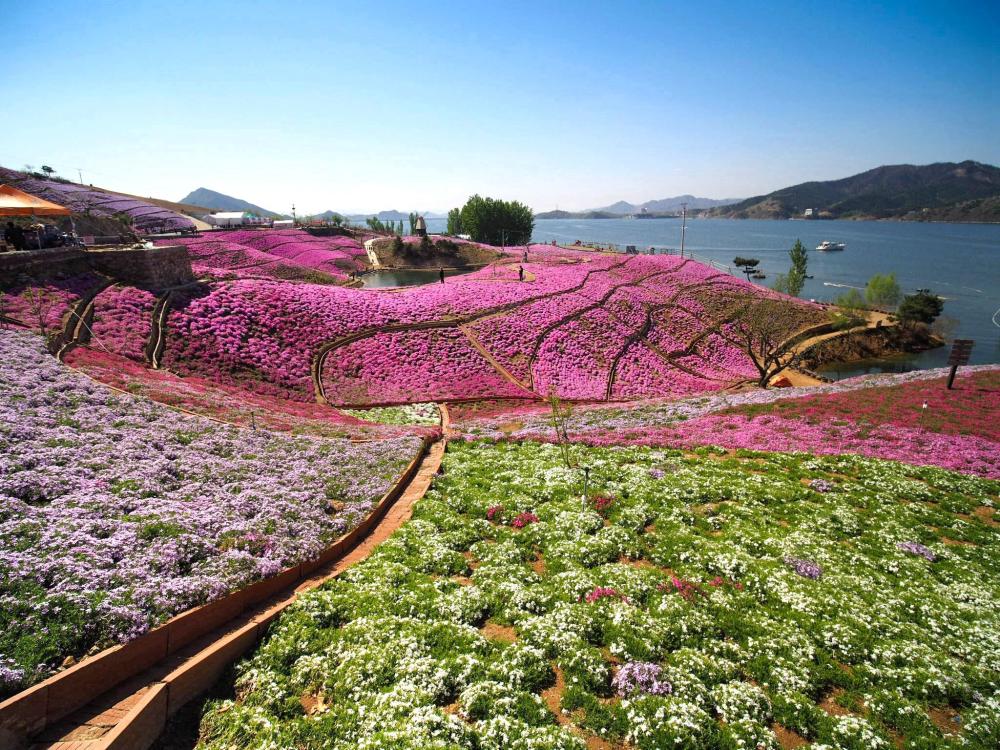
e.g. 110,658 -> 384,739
815,353 -> 924,381
360,267 -> 477,288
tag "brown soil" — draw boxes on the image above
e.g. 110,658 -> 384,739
819,689 -> 851,716
480,620 -> 517,643
498,420 -> 525,434
299,693 -> 327,715
773,723 -> 809,748
973,505 -> 999,527
940,536 -> 976,547
617,556 -> 657,570
542,664 -> 567,723
453,576 -> 473,586
927,706 -> 962,736
531,556 -> 546,575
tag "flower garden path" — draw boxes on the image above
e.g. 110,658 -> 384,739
16,412 -> 451,750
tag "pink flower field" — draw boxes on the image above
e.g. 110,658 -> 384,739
455,366 -> 1000,478
158,228 -> 369,283
45,238 -> 825,406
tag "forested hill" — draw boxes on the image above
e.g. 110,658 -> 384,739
705,161 -> 1000,222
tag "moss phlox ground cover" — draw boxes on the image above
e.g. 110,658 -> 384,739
198,441 -> 999,749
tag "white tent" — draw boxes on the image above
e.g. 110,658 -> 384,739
206,211 -> 247,227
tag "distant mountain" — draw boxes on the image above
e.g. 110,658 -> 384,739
593,195 -> 743,215
707,161 -> 1000,221
179,188 -> 285,218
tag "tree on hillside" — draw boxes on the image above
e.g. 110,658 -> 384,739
724,297 -> 804,386
782,239 -> 809,297
41,165 -> 56,179
454,195 -> 534,246
446,207 -> 463,235
865,273 -> 901,309
898,289 -> 944,325
366,217 -> 402,235
733,257 -> 760,281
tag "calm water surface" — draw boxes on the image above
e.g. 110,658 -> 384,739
424,217 -> 1000,368
361,267 -> 475,288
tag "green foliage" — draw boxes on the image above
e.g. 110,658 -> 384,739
408,212 -> 418,235
732,257 -> 760,281
365,217 -> 403,235
454,194 -> 534,246
785,239 -> 808,297
865,273 -> 901,309
830,288 -> 867,330
898,290 -> 944,325
447,207 -> 463,235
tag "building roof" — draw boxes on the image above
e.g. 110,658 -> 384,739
211,211 -> 247,219
0,184 -> 72,216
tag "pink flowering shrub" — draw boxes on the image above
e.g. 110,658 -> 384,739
510,511 -> 539,528
1,273 -> 103,334
87,285 -> 156,360
584,586 -> 626,603
323,328 -> 534,405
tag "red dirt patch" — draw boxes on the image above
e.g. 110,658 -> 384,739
973,505 -> 999,527
928,706 -> 962,736
773,723 -> 808,748
819,689 -> 852,716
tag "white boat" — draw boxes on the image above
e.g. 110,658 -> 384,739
816,240 -> 846,251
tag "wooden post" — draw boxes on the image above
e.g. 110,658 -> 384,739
945,339 -> 974,390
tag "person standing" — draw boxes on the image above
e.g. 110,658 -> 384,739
439,267 -> 445,284
4,222 -> 26,251
518,265 -> 525,282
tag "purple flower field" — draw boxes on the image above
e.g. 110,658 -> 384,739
0,330 -> 422,696
0,166 -> 193,233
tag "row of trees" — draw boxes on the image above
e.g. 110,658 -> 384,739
365,217 -> 404,235
446,195 -> 534,246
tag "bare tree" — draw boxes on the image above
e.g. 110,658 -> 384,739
723,297 -> 804,387
24,288 -> 58,339
547,390 -> 575,468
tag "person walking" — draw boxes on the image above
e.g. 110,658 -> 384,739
439,267 -> 445,284
518,265 -> 525,282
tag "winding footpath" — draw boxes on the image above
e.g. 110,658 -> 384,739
14,412 -> 451,750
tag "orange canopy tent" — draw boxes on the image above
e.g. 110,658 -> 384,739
0,184 -> 71,216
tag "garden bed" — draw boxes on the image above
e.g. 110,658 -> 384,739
0,330 -> 424,698
194,440 -> 999,749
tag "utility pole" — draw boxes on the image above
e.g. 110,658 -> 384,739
680,202 -> 687,258
76,168 -> 84,185
292,203 -> 296,225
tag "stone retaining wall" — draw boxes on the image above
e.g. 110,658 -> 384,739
0,245 -> 194,290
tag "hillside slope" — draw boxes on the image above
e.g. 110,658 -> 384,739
708,161 -> 1000,221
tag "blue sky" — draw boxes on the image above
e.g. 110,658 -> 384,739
1,0 -> 996,213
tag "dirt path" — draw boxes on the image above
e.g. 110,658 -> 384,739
770,310 -> 894,386
26,433 -> 447,750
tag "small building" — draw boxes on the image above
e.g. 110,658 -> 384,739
803,208 -> 815,218
272,219 -> 295,229
205,211 -> 249,227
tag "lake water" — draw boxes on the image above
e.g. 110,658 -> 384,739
424,217 -> 999,368
361,267 -> 475,288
